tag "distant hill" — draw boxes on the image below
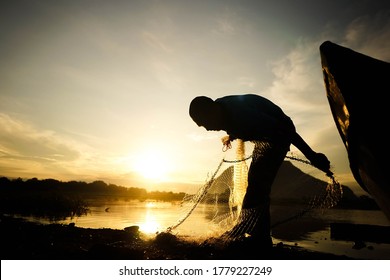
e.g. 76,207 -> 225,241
270,161 -> 379,209
271,161 -> 324,201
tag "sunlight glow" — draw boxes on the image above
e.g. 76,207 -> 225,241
145,201 -> 156,208
139,219 -> 160,234
133,149 -> 171,181
139,207 -> 161,234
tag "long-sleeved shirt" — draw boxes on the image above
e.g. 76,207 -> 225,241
215,94 -> 296,143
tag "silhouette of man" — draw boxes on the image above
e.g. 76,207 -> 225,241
189,94 -> 332,248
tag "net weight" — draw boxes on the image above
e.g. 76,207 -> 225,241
212,266 -> 272,276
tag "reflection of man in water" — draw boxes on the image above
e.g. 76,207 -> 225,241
189,94 -> 332,248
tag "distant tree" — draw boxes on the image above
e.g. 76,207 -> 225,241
0,177 -> 11,188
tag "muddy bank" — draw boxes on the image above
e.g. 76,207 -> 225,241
0,215 -> 352,260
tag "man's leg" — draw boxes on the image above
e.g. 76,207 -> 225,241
241,141 -> 289,244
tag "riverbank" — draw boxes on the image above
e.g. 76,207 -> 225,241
1,215 -> 353,260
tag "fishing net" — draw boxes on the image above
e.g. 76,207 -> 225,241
166,140 -> 343,242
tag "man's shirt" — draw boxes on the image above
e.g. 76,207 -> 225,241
215,94 -> 295,142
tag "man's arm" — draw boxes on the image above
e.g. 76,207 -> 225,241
291,132 -> 332,175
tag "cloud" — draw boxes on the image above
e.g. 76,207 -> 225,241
263,9 -> 389,108
237,76 -> 256,88
262,38 -> 330,129
0,113 -> 80,161
142,31 -> 173,53
0,113 -> 159,185
0,113 -> 87,178
342,10 -> 390,61
214,17 -> 236,36
211,6 -> 238,36
259,11 -> 389,192
262,9 -> 390,133
151,60 -> 187,91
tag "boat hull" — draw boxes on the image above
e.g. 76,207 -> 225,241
320,41 -> 390,220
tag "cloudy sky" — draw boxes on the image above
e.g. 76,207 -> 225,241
1,0 -> 389,193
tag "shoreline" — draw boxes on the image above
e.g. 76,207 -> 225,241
1,215 -> 353,260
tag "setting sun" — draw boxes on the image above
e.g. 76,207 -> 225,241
133,149 -> 171,181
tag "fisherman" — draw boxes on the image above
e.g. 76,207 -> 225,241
189,94 -> 332,248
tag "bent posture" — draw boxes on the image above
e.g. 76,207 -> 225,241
189,94 -> 331,247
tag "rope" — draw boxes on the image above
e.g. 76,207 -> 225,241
223,155 -> 252,163
285,155 -> 311,165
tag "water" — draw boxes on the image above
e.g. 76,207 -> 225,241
270,207 -> 390,259
19,198 -> 390,259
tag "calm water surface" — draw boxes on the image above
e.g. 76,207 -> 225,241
22,199 -> 390,259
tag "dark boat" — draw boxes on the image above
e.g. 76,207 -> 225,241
320,41 -> 390,220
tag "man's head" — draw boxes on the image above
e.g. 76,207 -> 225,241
189,96 -> 224,131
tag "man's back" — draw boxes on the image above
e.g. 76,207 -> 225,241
215,94 -> 295,142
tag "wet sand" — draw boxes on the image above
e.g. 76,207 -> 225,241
1,215 -> 352,260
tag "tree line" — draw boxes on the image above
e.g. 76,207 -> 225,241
0,176 -> 186,201
0,177 -> 186,220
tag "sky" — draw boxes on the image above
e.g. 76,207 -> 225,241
1,0 -> 389,194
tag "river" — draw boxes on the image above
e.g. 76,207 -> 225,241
18,198 -> 390,259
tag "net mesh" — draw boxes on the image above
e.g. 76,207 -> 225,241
167,140 -> 343,242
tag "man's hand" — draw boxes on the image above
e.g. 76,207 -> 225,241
309,152 -> 333,176
221,135 -> 232,151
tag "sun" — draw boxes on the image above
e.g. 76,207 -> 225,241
133,149 -> 171,181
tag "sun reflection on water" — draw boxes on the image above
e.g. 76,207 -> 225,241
139,219 -> 160,234
145,201 -> 156,208
139,202 -> 162,234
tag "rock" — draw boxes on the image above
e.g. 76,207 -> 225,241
352,240 -> 366,250
124,225 -> 139,235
